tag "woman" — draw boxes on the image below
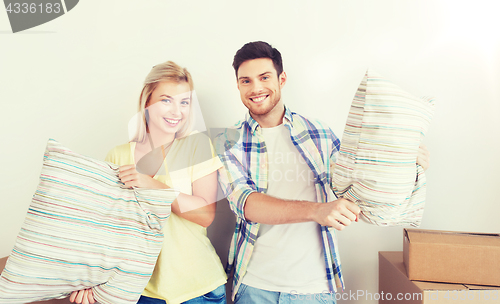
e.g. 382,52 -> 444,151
70,61 -> 226,304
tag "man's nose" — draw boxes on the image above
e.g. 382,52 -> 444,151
251,81 -> 264,93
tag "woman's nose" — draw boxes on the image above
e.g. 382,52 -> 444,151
168,101 -> 181,115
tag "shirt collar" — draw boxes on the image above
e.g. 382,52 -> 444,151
245,105 -> 294,134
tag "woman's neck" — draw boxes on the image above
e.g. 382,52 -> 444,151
147,130 -> 175,149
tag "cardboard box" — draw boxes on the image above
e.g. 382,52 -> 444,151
380,251 -> 500,303
403,228 -> 500,286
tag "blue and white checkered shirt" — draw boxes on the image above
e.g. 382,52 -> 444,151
215,106 -> 344,300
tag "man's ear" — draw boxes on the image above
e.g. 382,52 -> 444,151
236,69 -> 241,90
279,71 -> 287,88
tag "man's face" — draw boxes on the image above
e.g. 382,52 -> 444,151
237,58 -> 286,118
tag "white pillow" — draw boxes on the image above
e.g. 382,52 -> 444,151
0,139 -> 178,304
332,70 -> 435,226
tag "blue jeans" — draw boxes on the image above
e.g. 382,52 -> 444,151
234,284 -> 336,304
137,284 -> 226,304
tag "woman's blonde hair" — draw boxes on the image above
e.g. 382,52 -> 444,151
131,61 -> 195,143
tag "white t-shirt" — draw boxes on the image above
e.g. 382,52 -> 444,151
241,124 -> 329,294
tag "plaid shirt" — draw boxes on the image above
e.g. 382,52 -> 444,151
215,106 -> 344,299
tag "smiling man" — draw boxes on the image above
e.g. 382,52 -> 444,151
215,41 -> 360,304
236,57 -> 284,127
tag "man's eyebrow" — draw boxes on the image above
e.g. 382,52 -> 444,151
238,71 -> 272,81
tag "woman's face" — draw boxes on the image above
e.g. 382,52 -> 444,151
146,81 -> 191,138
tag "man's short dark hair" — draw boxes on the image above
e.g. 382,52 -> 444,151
232,41 -> 283,78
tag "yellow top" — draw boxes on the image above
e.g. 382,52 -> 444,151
105,132 -> 226,304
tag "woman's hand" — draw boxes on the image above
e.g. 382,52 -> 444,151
417,144 -> 431,171
119,164 -> 169,189
69,289 -> 95,304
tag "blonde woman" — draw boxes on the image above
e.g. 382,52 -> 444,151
70,61 -> 226,304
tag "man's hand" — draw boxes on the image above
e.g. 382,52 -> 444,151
417,144 -> 431,171
69,289 -> 95,304
118,164 -> 169,189
311,198 -> 360,230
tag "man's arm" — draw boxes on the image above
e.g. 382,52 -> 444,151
244,193 -> 359,230
216,127 -> 359,230
216,129 -> 257,222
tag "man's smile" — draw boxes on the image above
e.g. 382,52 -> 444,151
250,94 -> 269,103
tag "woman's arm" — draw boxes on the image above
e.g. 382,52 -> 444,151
171,171 -> 217,227
118,164 -> 217,227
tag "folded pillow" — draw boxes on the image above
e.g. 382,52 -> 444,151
0,139 -> 178,304
332,70 -> 435,226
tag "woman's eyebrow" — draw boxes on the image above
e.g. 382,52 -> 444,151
160,94 -> 172,98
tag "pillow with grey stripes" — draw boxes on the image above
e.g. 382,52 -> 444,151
0,139 -> 178,304
332,70 -> 435,227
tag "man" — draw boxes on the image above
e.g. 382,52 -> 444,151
216,41 -> 429,303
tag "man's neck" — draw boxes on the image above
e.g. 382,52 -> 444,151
251,101 -> 285,128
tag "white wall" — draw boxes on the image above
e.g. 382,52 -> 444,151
1,1 -> 499,303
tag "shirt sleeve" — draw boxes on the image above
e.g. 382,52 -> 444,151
104,144 -> 134,166
105,147 -> 119,164
214,129 -> 257,222
189,134 -> 223,183
328,127 -> 341,194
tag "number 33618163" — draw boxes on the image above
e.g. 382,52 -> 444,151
5,3 -> 62,14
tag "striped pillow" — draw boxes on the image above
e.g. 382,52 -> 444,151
332,70 -> 435,226
0,139 -> 178,304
